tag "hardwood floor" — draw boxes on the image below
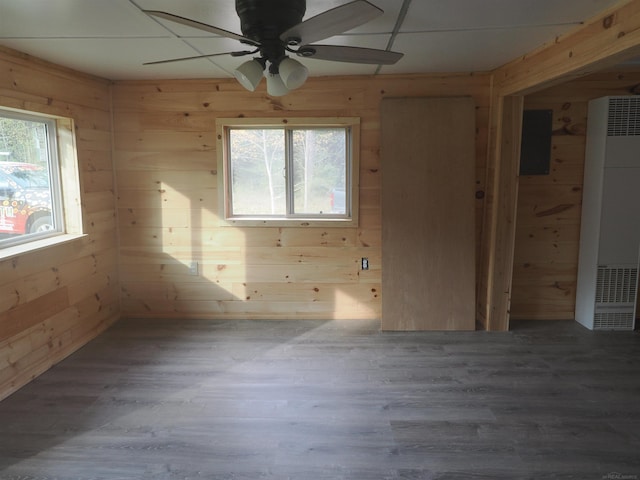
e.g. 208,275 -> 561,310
0,319 -> 639,479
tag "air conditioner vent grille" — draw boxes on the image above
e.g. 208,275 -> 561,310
607,97 -> 640,136
595,266 -> 638,303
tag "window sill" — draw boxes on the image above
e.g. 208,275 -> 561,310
222,217 -> 358,228
0,233 -> 87,261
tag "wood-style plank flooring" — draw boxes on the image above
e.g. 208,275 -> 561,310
1,319 -> 639,479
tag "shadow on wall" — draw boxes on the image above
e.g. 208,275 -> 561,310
116,153 -> 379,320
117,167 -> 244,317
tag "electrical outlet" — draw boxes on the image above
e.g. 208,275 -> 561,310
361,257 -> 369,270
188,261 -> 198,276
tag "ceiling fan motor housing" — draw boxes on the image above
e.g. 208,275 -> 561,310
236,0 -> 305,42
236,0 -> 306,71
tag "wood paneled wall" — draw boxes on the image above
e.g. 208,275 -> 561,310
0,47 -> 119,400
511,68 -> 640,320
481,0 -> 640,330
112,74 -> 491,320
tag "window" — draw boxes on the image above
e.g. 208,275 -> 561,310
217,118 -> 359,226
1,108 -> 81,252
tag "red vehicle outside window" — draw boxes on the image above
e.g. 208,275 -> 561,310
0,162 -> 53,235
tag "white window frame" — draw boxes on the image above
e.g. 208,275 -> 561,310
0,107 -> 83,257
216,117 -> 360,227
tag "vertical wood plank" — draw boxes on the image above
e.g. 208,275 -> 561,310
483,96 -> 524,331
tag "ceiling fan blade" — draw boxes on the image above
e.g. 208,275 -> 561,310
144,10 -> 259,46
280,1 -> 382,46
297,45 -> 403,65
143,50 -> 254,66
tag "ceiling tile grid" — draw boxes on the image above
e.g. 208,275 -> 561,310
0,0 -> 624,80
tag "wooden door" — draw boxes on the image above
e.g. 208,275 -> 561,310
381,97 -> 476,330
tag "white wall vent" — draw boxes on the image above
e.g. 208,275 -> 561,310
607,97 -> 640,136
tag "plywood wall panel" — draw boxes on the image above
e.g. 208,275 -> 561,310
381,97 -> 476,331
113,74 -> 491,321
0,47 -> 119,400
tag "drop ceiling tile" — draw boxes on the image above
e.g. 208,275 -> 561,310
0,0 -> 162,37
0,38 -> 228,80
383,25 -> 572,74
400,0 -> 622,32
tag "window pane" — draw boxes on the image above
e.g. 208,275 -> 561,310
0,116 -> 56,241
229,129 -> 286,215
291,128 -> 347,215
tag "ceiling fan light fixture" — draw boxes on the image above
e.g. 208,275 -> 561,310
278,57 -> 308,90
266,72 -> 290,97
233,59 -> 264,91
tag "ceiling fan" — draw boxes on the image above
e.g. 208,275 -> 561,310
143,0 -> 403,96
